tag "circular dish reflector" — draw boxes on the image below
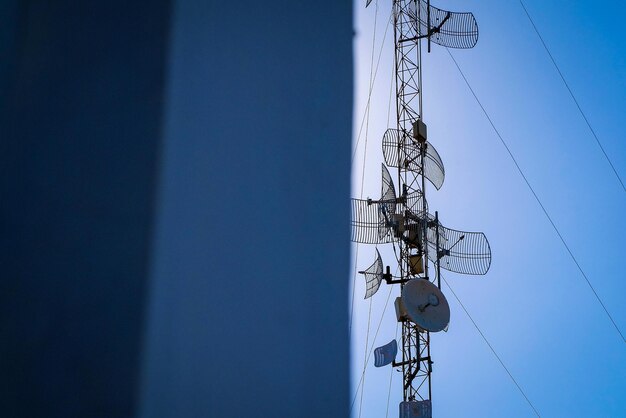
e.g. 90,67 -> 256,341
401,279 -> 450,332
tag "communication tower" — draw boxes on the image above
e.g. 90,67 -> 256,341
352,1 -> 491,416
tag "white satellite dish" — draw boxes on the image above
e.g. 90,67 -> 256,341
401,279 -> 450,333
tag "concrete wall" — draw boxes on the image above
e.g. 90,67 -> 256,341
0,2 -> 171,417
1,1 -> 352,417
139,1 -> 353,416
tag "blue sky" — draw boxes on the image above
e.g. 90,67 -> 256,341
350,1 -> 626,417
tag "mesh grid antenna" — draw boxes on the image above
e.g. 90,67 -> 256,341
380,164 -> 399,239
426,217 -> 492,275
382,163 -> 397,207
354,1 -> 489,414
359,249 -> 385,299
382,128 -> 445,190
351,163 -> 427,244
350,191 -> 426,244
412,1 -> 479,49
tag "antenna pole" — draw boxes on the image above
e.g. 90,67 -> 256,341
356,2 -> 484,416
393,0 -> 432,405
427,0 -> 431,53
435,210 -> 441,289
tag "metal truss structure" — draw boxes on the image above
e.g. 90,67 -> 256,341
353,1 -> 488,416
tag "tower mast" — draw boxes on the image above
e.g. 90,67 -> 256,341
353,2 -> 488,417
392,0 -> 431,404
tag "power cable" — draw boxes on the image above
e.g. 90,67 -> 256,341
385,322 -> 400,418
355,48 -> 400,417
357,5 -> 379,416
351,10 -> 394,165
349,7 -> 396,335
518,0 -> 625,192
350,276 -> 396,414
442,276 -> 541,417
350,2 -> 382,335
349,247 -> 360,335
358,298 -> 373,418
387,56 -> 395,128
446,48 -> 625,344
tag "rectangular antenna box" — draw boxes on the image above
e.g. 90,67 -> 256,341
412,120 -> 427,143
390,213 -> 405,236
400,400 -> 432,418
409,255 -> 424,275
395,297 -> 408,322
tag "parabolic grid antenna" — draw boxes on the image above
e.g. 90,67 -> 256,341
351,164 -> 427,244
412,1 -> 479,49
359,249 -> 384,299
367,0 -> 479,49
351,190 -> 427,244
354,1 -> 490,414
382,128 -> 445,190
426,214 -> 492,275
380,163 -> 398,238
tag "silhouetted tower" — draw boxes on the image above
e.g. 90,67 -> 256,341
352,1 -> 491,417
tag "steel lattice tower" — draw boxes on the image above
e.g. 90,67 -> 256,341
353,1 -> 488,416
392,0 -> 432,403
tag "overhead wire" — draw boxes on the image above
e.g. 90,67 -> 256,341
352,270 -> 543,417
351,10 -> 394,166
350,9 -> 418,414
351,8 -> 400,416
350,279 -> 397,414
350,2 -> 386,335
387,52 -> 395,128
359,49 -> 404,418
356,4 -> 380,417
350,5 -> 394,336
385,322 -> 400,418
517,0 -> 625,192
446,48 -> 625,343
441,275 -> 541,417
358,298 -> 374,418
352,4 -> 624,418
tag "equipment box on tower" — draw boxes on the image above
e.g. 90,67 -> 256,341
399,400 -> 432,418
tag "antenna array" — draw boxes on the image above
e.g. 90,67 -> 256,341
353,1 -> 490,417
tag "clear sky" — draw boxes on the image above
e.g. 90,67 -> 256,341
350,1 -> 626,417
